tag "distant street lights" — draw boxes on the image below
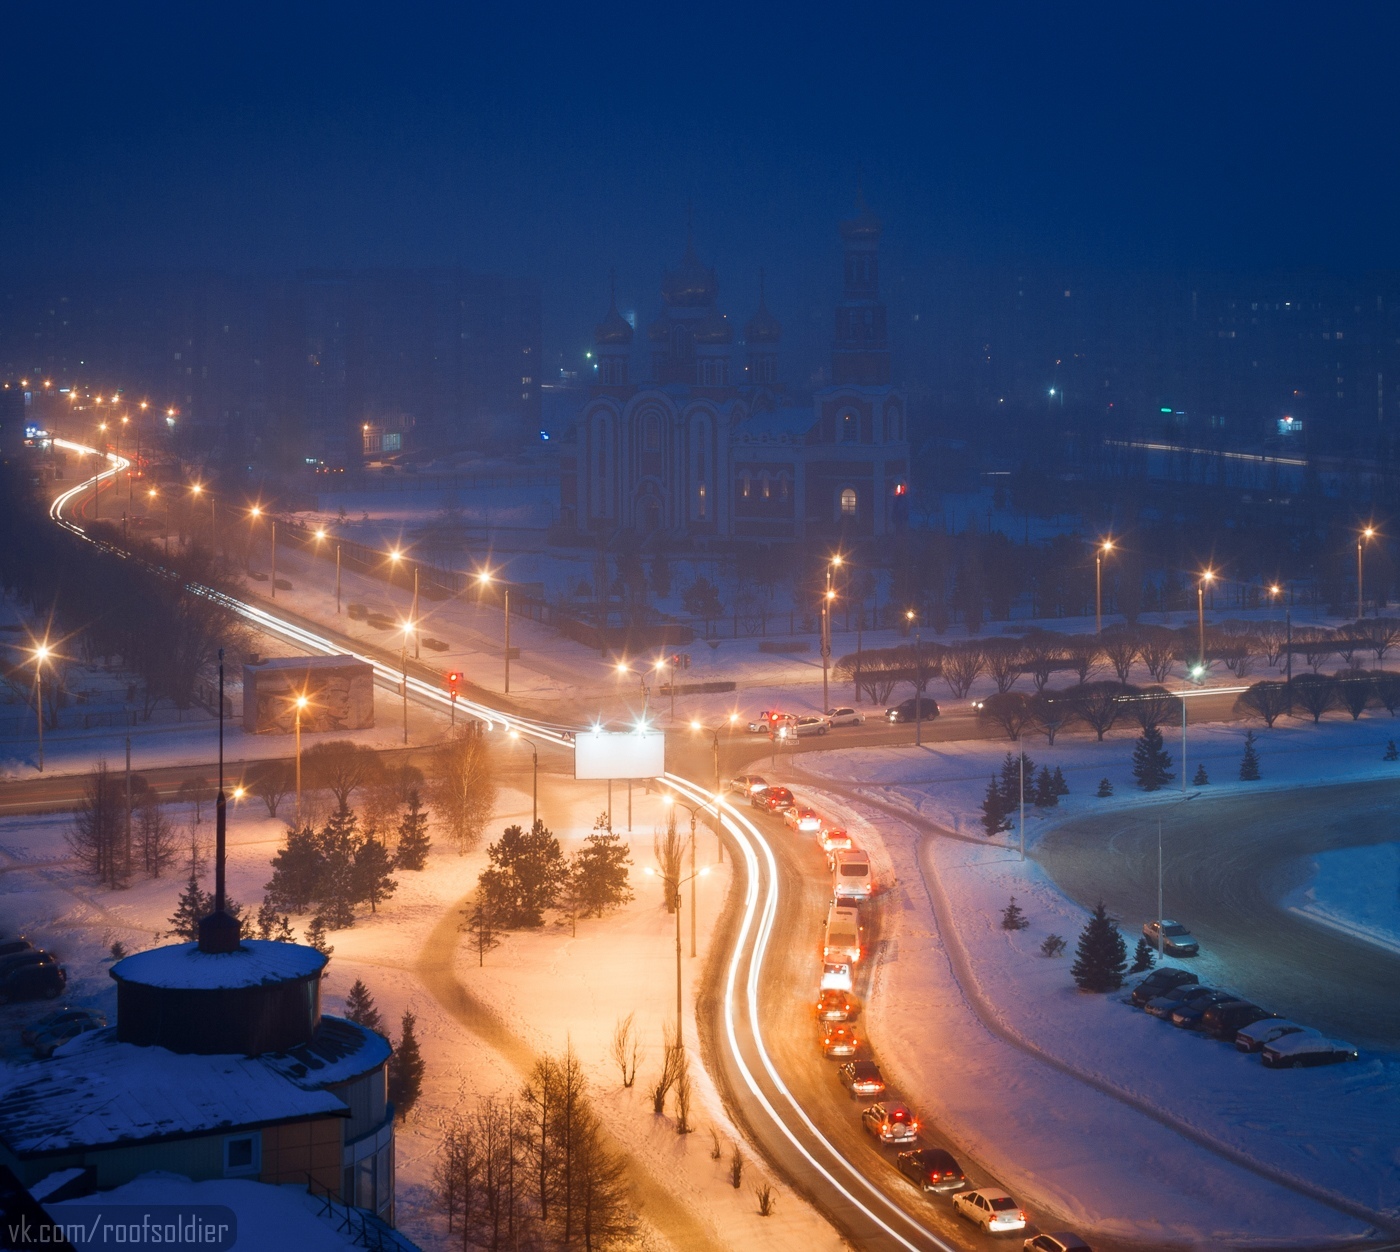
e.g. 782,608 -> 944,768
477,569 -> 511,694
31,643 -> 50,772
508,729 -> 539,829
1096,539 -> 1114,634
1358,527 -> 1377,620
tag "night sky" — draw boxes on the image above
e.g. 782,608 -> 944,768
4,3 -> 1398,365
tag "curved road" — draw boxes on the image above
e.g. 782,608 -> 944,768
1036,780 -> 1400,1052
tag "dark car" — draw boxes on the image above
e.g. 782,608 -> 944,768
1143,984 -> 1219,1020
885,697 -> 939,724
1024,1236 -> 1093,1252
816,989 -> 857,1022
754,786 -> 794,813
896,1147 -> 967,1193
23,1008 -> 107,1058
0,939 -> 34,960
1170,990 -> 1238,1030
0,954 -> 66,1004
837,1060 -> 886,1098
1130,968 -> 1199,1008
1201,1002 -> 1274,1041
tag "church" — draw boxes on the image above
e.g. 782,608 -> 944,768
560,200 -> 910,544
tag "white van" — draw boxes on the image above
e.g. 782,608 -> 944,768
832,849 -> 873,901
824,902 -> 864,963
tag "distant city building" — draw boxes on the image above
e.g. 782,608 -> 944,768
561,202 -> 910,541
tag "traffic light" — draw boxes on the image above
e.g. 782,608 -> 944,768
446,671 -> 461,699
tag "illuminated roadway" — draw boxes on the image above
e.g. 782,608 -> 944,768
42,441 -> 1176,1251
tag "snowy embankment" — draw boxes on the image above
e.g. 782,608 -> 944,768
1286,841 -> 1400,957
788,716 -> 1400,1246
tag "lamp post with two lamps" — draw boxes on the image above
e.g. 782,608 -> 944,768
508,729 -> 539,829
643,856 -> 710,1036
821,555 -> 843,712
689,714 -> 737,801
615,659 -> 650,721
662,793 -> 715,959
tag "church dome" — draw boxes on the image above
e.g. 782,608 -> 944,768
840,192 -> 882,241
662,239 -> 718,308
693,309 -> 733,345
595,301 -> 633,346
746,277 -> 781,344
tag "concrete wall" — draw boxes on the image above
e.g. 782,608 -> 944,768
242,658 -> 375,734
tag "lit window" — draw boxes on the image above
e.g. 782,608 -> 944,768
840,488 -> 857,518
741,473 -> 750,499
698,483 -> 707,519
761,473 -> 771,499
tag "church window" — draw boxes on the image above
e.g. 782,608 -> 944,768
778,472 -> 790,502
760,472 -> 771,500
697,482 -> 707,519
741,473 -> 751,499
644,415 -> 661,453
840,487 -> 857,518
841,412 -> 857,443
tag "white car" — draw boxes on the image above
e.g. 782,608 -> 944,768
1234,1019 -> 1312,1054
1260,1032 -> 1358,1069
819,961 -> 853,992
793,714 -> 832,737
953,1188 -> 1027,1233
825,706 -> 865,727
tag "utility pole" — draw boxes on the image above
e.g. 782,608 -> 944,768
335,543 -> 342,614
1018,748 -> 1025,861
412,565 -> 420,659
504,587 -> 511,695
270,520 -> 277,599
125,735 -> 132,877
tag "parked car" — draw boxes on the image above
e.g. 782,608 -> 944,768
753,786 -> 794,813
785,805 -> 823,833
816,989 -> 857,1021
728,774 -> 768,796
0,954 -> 66,1004
1261,1033 -> 1358,1069
825,707 -> 865,727
861,1101 -> 920,1145
1141,919 -> 1199,957
24,1008 -> 107,1058
896,1147 -> 966,1193
0,939 -> 34,960
820,962 -> 853,993
1024,1235 -> 1093,1252
837,1060 -> 886,1097
952,1188 -> 1027,1234
793,715 -> 832,737
1143,984 -> 1220,1020
832,848 -> 874,901
885,697 -> 940,724
1235,1019 -> 1312,1054
1200,1002 -> 1274,1041
821,1023 -> 859,1058
1130,967 -> 1199,1007
1170,990 -> 1238,1030
819,827 -> 854,856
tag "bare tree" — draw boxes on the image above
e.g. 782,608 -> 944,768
433,723 -> 497,853
941,645 -> 984,698
1298,628 -> 1335,674
611,1013 -> 639,1088
1022,636 -> 1068,692
1255,621 -> 1288,668
978,692 -> 1034,741
1070,682 -> 1131,741
1334,671 -> 1375,720
1066,637 -> 1102,685
1289,673 -> 1338,723
1137,628 -> 1176,682
982,639 -> 1024,694
649,1022 -> 684,1115
1100,627 -> 1140,683
572,1101 -> 635,1251
835,648 -> 903,704
673,1045 -> 693,1135
1365,618 -> 1400,662
1030,690 -> 1074,745
135,792 -> 178,877
653,810 -> 684,914
1128,685 -> 1181,733
176,776 -> 215,824
303,739 -> 383,812
433,1112 -> 481,1236
67,762 -> 128,887
247,760 -> 294,819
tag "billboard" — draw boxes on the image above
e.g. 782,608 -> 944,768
574,730 -> 665,780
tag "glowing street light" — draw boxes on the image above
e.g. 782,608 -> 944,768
1358,527 -> 1377,621
1196,569 -> 1216,670
476,568 -> 511,693
32,642 -> 51,772
821,554 -> 845,710
643,854 -> 711,1030
1096,539 -> 1115,634
293,693 -> 310,823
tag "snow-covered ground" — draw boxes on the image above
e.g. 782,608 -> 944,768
787,714 -> 1400,1245
1286,841 -> 1400,956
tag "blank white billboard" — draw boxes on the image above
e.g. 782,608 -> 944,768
574,730 -> 666,780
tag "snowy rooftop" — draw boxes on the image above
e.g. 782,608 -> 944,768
263,1016 -> 391,1090
0,1030 -> 347,1156
111,940 -> 327,990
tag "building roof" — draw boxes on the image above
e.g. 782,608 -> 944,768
0,1030 -> 348,1158
111,940 -> 327,991
263,1017 -> 391,1090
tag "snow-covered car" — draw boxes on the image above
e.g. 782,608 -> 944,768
861,1101 -> 919,1145
952,1188 -> 1027,1234
784,806 -> 823,833
815,989 -> 857,1021
1143,984 -> 1219,1020
837,1059 -> 885,1097
820,962 -> 853,993
727,774 -> 768,796
24,1008 -> 107,1058
1261,1033 -> 1358,1068
1130,967 -> 1198,1007
1142,919 -> 1199,956
792,715 -> 831,737
1024,1235 -> 1092,1252
825,706 -> 865,727
0,953 -> 66,1004
1234,1019 -> 1312,1054
819,827 -> 854,856
896,1147 -> 966,1193
0,939 -> 34,960
821,1023 -> 859,1058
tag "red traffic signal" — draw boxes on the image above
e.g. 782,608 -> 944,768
446,671 -> 462,696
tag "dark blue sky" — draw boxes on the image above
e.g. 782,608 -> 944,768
4,3 -> 1399,366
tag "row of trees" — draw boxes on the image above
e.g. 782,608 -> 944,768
67,763 -> 182,887
981,753 -> 1069,835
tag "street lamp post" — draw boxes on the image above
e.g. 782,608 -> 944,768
821,555 -> 843,712
270,519 -> 277,599
645,860 -> 710,1033
905,609 -> 923,748
247,506 -> 262,574
616,660 -> 650,721
1196,569 -> 1215,669
293,694 -> 308,824
476,571 -> 511,694
1358,527 -> 1376,620
509,729 -> 539,828
1096,539 -> 1114,635
412,565 -> 420,659
400,621 -> 413,745
1269,584 -> 1292,688
32,644 -> 50,772
335,542 -> 342,614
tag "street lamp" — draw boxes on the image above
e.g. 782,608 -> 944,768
615,658 -> 649,720
653,654 -> 679,724
664,793 -> 718,958
292,694 -> 309,824
821,555 -> 843,711
905,609 -> 923,748
1196,569 -> 1215,669
32,643 -> 51,772
644,859 -> 711,1035
246,505 -> 262,574
399,620 -> 414,745
508,728 -> 539,829
689,714 -> 737,804
1269,582 -> 1293,687
477,569 -> 511,694
1096,539 -> 1114,635
1358,527 -> 1377,621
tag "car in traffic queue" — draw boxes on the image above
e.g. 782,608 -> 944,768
832,848 -> 873,901
1130,967 -> 1199,1007
820,962 -> 854,993
727,774 -> 768,797
823,903 -> 864,964
952,1188 -> 1027,1234
1143,983 -> 1219,1020
784,805 -> 823,834
23,1007 -> 107,1059
825,706 -> 865,727
885,696 -> 939,723
821,1022 -> 859,1058
816,988 -> 857,1022
1142,918 -> 1200,957
1024,1234 -> 1093,1252
1200,1001 -> 1275,1041
895,1147 -> 966,1193
1260,1032 -> 1358,1069
752,786 -> 795,813
837,1059 -> 886,1098
861,1101 -> 920,1146
1235,1018 -> 1312,1054
818,826 -> 854,857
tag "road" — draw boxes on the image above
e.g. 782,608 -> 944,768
1036,780 -> 1400,1052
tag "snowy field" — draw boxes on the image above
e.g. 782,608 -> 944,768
786,715 -> 1400,1245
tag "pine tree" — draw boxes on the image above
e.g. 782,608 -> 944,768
461,895 -> 501,966
264,827 -> 324,914
1040,933 -> 1066,957
352,836 -> 398,913
315,808 -> 363,928
478,821 -> 567,927
1070,900 -> 1128,992
1000,896 -> 1029,930
1096,777 -> 1114,798
1239,730 -> 1262,781
1385,739 -> 1399,762
1193,762 -> 1210,786
1131,726 -> 1174,791
166,873 -> 211,941
981,776 -> 1009,837
305,914 -> 334,958
255,898 -> 281,940
345,978 -> 382,1031
1130,935 -> 1157,974
389,1010 -> 425,1120
394,790 -> 432,870
1051,766 -> 1070,797
571,830 -> 634,916
1033,766 -> 1057,808
999,751 -> 1035,807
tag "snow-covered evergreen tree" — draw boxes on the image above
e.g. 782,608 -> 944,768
1239,731 -> 1262,781
1070,901 -> 1128,992
1131,726 -> 1174,791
